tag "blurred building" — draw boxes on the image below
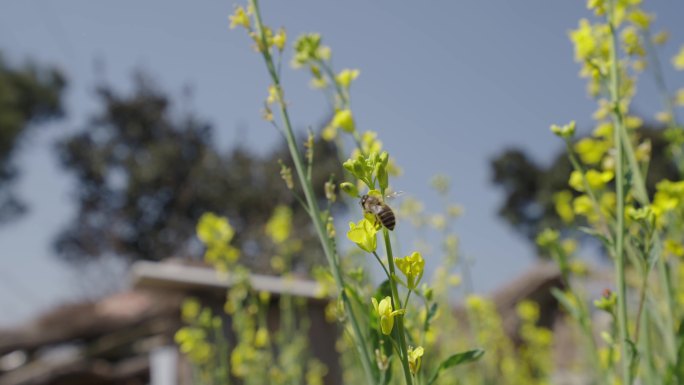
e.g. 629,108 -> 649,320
0,260 -> 610,385
0,261 -> 338,385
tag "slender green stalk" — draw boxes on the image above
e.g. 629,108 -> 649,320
604,3 -> 678,369
214,320 -> 231,385
550,245 -> 605,383
606,4 -> 631,384
248,1 -> 376,382
641,311 -> 657,385
383,229 -> 415,385
372,251 -> 391,281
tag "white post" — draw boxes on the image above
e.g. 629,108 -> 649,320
151,345 -> 178,385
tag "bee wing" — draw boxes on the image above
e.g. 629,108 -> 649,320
385,190 -> 404,201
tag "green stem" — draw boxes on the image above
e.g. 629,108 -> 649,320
404,289 -> 413,310
641,311 -> 657,385
606,4 -> 679,369
383,229 -> 414,385
607,5 -> 631,384
373,251 -> 392,281
249,2 -> 376,383
318,60 -> 348,107
551,245 -> 605,383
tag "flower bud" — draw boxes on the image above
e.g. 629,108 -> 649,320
339,182 -> 359,198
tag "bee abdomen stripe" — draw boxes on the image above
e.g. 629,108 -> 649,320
379,211 -> 395,230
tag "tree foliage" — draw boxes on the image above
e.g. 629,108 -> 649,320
0,55 -> 65,223
55,74 -> 343,272
491,125 -> 679,255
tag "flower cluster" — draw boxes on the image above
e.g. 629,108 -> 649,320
197,212 -> 240,271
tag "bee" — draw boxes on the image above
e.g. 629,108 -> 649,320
360,193 -> 399,231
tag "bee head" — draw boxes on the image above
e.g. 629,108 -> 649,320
360,194 -> 368,207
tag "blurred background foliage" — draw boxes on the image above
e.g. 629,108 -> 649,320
0,55 -> 65,224
1,52 -> 344,274
54,73 -> 345,272
491,125 -> 679,256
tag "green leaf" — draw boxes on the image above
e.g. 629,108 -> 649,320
426,302 -> 438,326
578,226 -> 612,249
551,288 -> 580,320
625,338 -> 639,380
426,348 -> 485,385
374,279 -> 393,300
343,284 -> 366,311
672,319 -> 684,384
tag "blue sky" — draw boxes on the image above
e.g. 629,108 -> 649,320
0,0 -> 682,326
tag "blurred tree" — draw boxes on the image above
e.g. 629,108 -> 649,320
0,55 -> 65,223
55,73 -> 343,273
491,126 -> 679,256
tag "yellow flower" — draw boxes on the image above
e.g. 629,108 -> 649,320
554,190 -> 575,223
621,26 -> 644,56
431,214 -> 446,230
626,205 -> 653,222
272,27 -> 287,51
181,298 -> 201,322
228,6 -> 250,29
593,122 -> 613,139
447,204 -> 463,217
664,239 -> 684,258
254,327 -> 270,348
448,274 -> 462,287
628,9 -> 651,29
265,205 -> 293,244
652,30 -> 669,45
675,88 -> 684,107
175,327 -> 212,364
321,125 -> 337,141
266,84 -> 280,105
394,251 -> 425,289
575,137 -> 610,165
656,111 -> 672,124
569,260 -> 589,276
360,130 -> 383,154
371,296 -> 404,335
336,69 -> 360,89
465,294 -> 486,311
585,169 -> 614,190
573,195 -> 594,216
407,346 -> 424,374
310,76 -> 327,89
562,239 -> 578,255
317,45 -> 331,61
536,228 -> 559,249
569,170 -> 585,192
347,218 -> 378,253
516,300 -> 540,322
635,140 -> 651,162
205,245 -> 239,271
673,45 -> 684,70
331,109 -> 355,133
586,0 -> 606,14
570,19 -> 597,61
625,115 -> 643,130
197,212 -> 235,246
